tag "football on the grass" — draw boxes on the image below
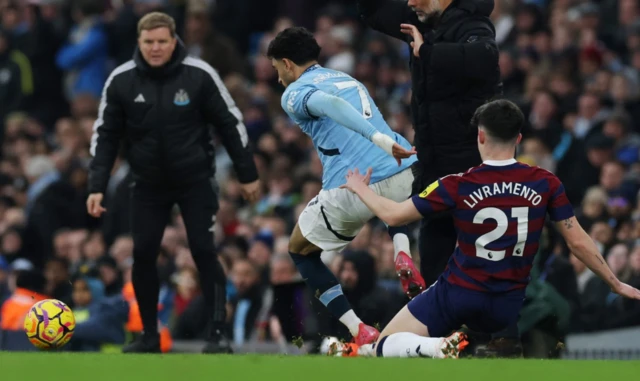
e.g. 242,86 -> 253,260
23,299 -> 76,350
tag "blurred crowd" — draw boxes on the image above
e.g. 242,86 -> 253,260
0,0 -> 638,355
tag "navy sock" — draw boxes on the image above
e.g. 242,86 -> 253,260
387,225 -> 409,238
376,336 -> 389,357
290,251 -> 352,318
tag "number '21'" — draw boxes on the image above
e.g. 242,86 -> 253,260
473,207 -> 528,261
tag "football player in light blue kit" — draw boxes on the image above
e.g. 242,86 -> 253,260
267,27 -> 425,346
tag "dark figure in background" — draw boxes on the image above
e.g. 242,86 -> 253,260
86,12 -> 260,354
356,0 -> 506,354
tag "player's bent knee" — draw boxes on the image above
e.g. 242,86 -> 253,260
289,223 -> 322,255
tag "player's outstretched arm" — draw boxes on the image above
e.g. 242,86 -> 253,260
306,90 -> 416,165
340,168 -> 422,226
556,217 -> 640,300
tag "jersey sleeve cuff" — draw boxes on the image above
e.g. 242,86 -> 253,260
302,88 -> 320,119
549,204 -> 575,222
410,194 -> 430,216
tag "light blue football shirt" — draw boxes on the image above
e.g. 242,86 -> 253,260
281,64 -> 416,190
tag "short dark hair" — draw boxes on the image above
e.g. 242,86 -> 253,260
471,99 -> 524,143
266,27 -> 321,65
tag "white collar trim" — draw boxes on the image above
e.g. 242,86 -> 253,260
483,158 -> 517,166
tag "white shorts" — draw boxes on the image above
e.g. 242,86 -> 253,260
299,167 -> 414,252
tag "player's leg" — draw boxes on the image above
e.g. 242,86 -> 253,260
289,223 -> 378,344
418,214 -> 457,286
125,182 -> 173,353
388,225 -> 425,298
176,178 -> 231,353
378,168 -> 426,297
338,281 -> 468,358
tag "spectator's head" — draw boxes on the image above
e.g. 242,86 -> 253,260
269,253 -> 298,285
578,93 -> 601,119
71,276 -> 104,308
340,251 -> 376,298
97,256 -> 120,291
600,161 -> 625,192
14,267 -> 45,295
248,231 -> 274,269
137,12 -> 177,68
175,267 -> 200,300
589,221 -> 613,247
54,228 -> 73,259
586,134 -> 615,168
300,176 -> 322,204
531,90 -> 558,123
267,27 -> 321,87
184,0 -> 211,43
81,231 -> 105,262
471,99 -> 524,157
581,186 -> 608,219
1,227 -> 22,257
109,235 -> 133,270
231,259 -> 260,296
607,244 -> 629,277
71,0 -> 104,22
24,155 -> 55,184
0,1 -> 24,31
44,257 -> 70,288
603,113 -> 631,142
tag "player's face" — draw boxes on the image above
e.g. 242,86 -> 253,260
407,0 -> 443,23
271,58 -> 294,88
138,27 -> 177,68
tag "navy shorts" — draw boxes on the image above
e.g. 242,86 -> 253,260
407,277 -> 525,337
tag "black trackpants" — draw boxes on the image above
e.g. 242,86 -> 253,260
130,177 -> 226,338
418,214 -> 457,286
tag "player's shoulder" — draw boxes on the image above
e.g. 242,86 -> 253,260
309,66 -> 352,80
108,60 -> 137,82
181,55 -> 224,84
515,161 -> 561,182
282,80 -> 317,114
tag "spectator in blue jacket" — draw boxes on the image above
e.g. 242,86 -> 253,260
55,0 -> 108,110
69,275 -> 127,352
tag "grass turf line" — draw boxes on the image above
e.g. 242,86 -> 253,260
0,353 -> 638,381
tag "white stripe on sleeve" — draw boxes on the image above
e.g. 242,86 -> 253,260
182,56 -> 249,148
90,60 -> 137,157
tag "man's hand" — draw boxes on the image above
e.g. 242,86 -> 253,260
340,167 -> 373,194
86,193 -> 106,218
392,144 -> 417,166
240,179 -> 261,203
400,24 -> 424,58
612,282 -> 640,300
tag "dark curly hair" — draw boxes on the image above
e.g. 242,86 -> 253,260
266,27 -> 321,65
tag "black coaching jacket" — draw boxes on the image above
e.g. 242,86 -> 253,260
88,41 -> 257,194
358,0 -> 501,190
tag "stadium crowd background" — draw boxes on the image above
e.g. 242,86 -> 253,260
0,0 -> 639,356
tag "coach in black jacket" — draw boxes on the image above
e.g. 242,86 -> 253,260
87,12 -> 260,354
358,0 -> 500,283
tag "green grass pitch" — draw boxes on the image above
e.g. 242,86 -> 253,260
0,353 -> 638,381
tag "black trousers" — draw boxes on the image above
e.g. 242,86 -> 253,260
418,214 -> 457,286
130,177 -> 226,338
